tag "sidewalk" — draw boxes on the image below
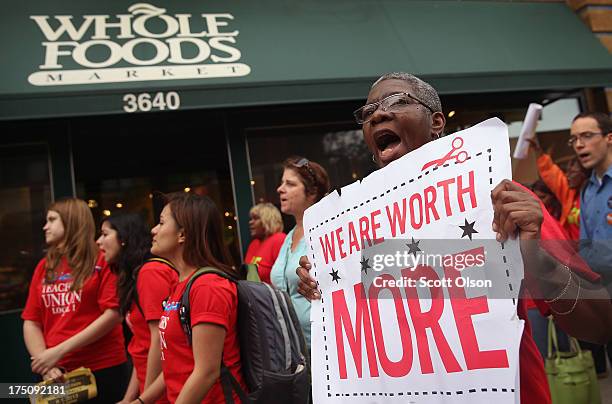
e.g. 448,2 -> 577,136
601,373 -> 612,403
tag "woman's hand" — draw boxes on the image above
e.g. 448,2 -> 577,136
42,367 -> 64,382
296,255 -> 320,301
31,345 -> 65,375
491,180 -> 542,242
526,138 -> 543,156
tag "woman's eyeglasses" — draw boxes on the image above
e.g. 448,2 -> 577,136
353,92 -> 435,124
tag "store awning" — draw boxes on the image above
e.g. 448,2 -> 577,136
1,0 -> 611,120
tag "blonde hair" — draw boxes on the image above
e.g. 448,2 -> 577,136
45,198 -> 98,291
250,203 -> 283,236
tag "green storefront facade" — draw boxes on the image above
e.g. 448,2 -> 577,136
1,0 -> 612,382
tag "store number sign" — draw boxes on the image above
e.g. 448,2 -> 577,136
122,91 -> 180,113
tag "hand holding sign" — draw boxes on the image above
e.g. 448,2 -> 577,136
491,180 -> 543,242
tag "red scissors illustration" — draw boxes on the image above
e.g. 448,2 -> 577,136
421,136 -> 469,171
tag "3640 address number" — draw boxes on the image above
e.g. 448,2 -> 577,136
122,92 -> 180,113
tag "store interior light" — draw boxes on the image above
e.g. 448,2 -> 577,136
250,180 -> 255,185
228,225 -> 233,230
116,203 -> 123,208
148,193 -> 153,199
352,172 -> 358,179
448,110 -> 456,118
87,199 -> 98,208
184,187 -> 191,193
103,210 -> 111,216
224,212 -> 230,217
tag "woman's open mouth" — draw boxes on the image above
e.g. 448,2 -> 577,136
374,131 -> 402,163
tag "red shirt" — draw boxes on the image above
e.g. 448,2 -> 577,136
126,261 -> 178,400
517,184 -> 600,404
22,253 -> 126,372
160,271 -> 246,403
244,232 -> 286,284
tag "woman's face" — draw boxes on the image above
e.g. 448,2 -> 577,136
249,211 -> 266,239
151,204 -> 182,259
566,159 -> 587,189
96,221 -> 121,263
363,79 -> 443,167
43,210 -> 65,246
277,168 -> 316,218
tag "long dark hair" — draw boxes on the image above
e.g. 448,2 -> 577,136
103,213 -> 152,316
165,193 -> 236,276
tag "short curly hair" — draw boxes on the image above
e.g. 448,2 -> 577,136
372,72 -> 442,113
250,203 -> 283,236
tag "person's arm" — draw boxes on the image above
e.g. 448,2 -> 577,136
528,138 -> 574,215
23,320 -> 47,358
118,365 -> 140,404
130,373 -> 165,404
144,321 -> 163,389
525,248 -> 612,342
23,320 -> 49,375
536,154 -> 574,213
31,308 -> 122,374
491,179 -> 612,343
175,323 -> 226,404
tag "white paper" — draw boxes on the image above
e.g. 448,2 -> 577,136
305,118 -> 525,403
512,103 -> 543,160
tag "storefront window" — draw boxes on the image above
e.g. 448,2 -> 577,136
0,144 -> 51,311
247,124 -> 373,229
72,111 -> 241,262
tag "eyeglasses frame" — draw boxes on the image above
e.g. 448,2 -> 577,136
353,92 -> 436,124
567,131 -> 604,147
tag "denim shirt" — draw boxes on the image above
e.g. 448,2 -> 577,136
579,164 -> 612,279
270,227 -> 311,348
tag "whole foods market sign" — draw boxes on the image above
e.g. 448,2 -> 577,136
28,3 -> 251,86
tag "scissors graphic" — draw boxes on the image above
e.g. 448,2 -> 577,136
421,136 -> 468,171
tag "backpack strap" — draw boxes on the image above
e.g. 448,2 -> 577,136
178,267 -> 237,346
220,363 -> 250,404
178,268 -> 249,404
133,257 -> 177,316
146,257 -> 177,271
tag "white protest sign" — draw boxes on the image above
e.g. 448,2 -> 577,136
304,118 -> 525,404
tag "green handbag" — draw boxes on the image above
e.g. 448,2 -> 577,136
545,317 -> 601,404
241,263 -> 261,282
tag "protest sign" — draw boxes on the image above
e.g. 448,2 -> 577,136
304,118 -> 525,403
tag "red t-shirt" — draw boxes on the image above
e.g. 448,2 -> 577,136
244,232 -> 286,284
126,261 -> 178,400
21,253 -> 126,372
159,271 -> 246,403
516,184 -> 601,404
